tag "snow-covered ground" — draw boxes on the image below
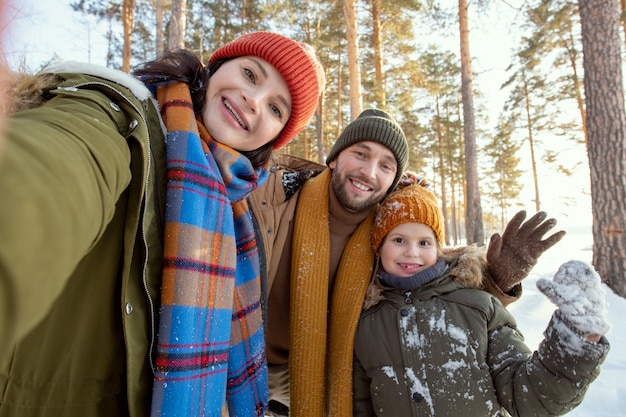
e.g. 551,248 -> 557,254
508,226 -> 625,416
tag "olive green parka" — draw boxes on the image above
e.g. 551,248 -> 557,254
353,246 -> 609,417
0,62 -> 167,417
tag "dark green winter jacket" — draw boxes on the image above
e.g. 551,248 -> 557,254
0,63 -> 167,417
353,246 -> 609,417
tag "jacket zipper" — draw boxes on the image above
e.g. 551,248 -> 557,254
68,81 -> 158,374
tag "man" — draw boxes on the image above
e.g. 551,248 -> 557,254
249,109 -> 565,417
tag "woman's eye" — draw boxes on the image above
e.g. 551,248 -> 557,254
269,103 -> 282,118
243,67 -> 256,83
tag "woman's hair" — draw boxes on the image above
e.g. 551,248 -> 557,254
133,49 -> 275,168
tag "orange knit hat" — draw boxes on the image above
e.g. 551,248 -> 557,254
209,31 -> 326,150
371,182 -> 444,252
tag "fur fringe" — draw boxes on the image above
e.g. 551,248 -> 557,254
363,244 -> 488,309
1,61 -> 153,117
2,71 -> 58,116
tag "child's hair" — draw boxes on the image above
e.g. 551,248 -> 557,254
371,182 -> 444,252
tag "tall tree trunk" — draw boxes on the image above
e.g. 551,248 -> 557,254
122,0 -> 135,73
154,0 -> 164,55
344,0 -> 362,120
564,28 -> 588,145
435,97 -> 449,246
620,0 -> 626,51
169,0 -> 187,50
579,0 -> 626,298
316,94 -> 325,165
522,71 -> 541,212
371,0 -> 386,108
458,0 -> 484,244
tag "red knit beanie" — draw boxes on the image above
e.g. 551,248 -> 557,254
371,182 -> 445,252
209,31 -> 326,150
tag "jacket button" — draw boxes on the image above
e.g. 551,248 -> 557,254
400,308 -> 409,316
125,302 -> 134,315
261,200 -> 267,206
129,119 -> 138,130
109,101 -> 121,112
412,392 -> 424,402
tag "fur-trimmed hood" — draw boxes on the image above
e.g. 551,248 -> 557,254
3,61 -> 152,116
364,244 -> 487,309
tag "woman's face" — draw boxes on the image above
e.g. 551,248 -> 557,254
202,56 -> 291,151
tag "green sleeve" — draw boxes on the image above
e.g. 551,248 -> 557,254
488,305 -> 609,416
0,91 -> 133,347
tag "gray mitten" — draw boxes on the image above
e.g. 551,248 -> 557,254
537,260 -> 610,336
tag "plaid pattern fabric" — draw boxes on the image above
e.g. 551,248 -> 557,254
151,81 -> 268,416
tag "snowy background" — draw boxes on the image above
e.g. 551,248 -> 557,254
509,225 -> 625,416
2,2 -> 624,415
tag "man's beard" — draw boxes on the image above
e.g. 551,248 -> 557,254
330,171 -> 387,212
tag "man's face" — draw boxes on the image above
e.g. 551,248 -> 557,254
328,141 -> 397,212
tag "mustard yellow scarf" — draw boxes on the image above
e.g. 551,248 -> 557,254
289,168 -> 376,417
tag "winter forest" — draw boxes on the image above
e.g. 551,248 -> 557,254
5,0 -> 626,298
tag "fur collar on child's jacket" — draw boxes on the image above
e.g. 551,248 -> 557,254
364,244 -> 487,309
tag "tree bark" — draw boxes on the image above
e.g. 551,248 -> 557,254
169,0 -> 187,51
458,0 -> 484,244
371,0 -> 386,108
522,70 -> 541,212
344,0 -> 362,120
579,0 -> 626,298
155,0 -> 164,55
122,0 -> 135,73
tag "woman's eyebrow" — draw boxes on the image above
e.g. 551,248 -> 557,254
250,57 -> 291,111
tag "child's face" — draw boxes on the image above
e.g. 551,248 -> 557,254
379,222 -> 438,277
202,56 -> 292,151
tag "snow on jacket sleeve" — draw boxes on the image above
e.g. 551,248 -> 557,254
0,80 -> 134,347
488,301 -> 609,416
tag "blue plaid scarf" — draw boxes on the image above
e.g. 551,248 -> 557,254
150,81 -> 269,416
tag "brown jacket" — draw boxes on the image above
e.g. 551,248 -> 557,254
248,154 -> 522,415
248,153 -> 324,365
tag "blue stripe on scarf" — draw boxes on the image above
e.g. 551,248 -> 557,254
152,103 -> 268,416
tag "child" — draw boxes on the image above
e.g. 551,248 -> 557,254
0,31 -> 324,417
352,182 -> 610,416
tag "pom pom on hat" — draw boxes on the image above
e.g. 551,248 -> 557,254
326,109 -> 409,191
371,182 -> 444,252
209,31 -> 326,150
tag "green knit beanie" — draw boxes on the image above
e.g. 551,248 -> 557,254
326,109 -> 409,191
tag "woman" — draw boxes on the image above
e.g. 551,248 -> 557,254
0,31 -> 324,417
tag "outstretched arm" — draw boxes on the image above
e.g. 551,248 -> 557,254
489,260 -> 609,416
485,211 -> 566,305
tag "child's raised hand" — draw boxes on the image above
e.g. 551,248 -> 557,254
537,260 -> 610,338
